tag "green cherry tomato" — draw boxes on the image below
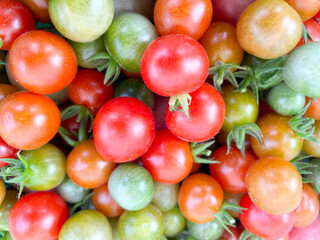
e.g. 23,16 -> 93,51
114,78 -> 155,109
109,217 -> 121,240
151,181 -> 179,212
58,210 -> 112,240
187,218 -> 224,240
118,204 -> 164,240
21,143 -> 66,191
0,191 -> 18,231
163,207 -> 186,237
68,36 -> 107,69
57,175 -> 90,204
49,0 -> 114,42
222,85 -> 258,132
104,13 -> 158,73
108,163 -> 155,211
267,82 -> 305,116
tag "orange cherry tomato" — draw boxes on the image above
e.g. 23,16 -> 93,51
305,96 -> 320,120
285,0 -> 320,21
302,120 -> 320,157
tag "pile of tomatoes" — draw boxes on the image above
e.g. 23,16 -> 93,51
1,0 -> 320,239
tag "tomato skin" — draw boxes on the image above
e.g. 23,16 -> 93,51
9,30 -> 77,95
289,213 -> 320,240
0,137 -> 18,167
9,192 -> 69,240
57,176 -> 89,204
0,91 -> 60,150
285,0 -> 320,21
0,191 -> 18,231
219,226 -> 241,240
93,97 -> 155,163
68,69 -> 114,115
151,181 -> 179,212
295,19 -> 320,48
246,157 -> 303,215
305,97 -> 320,120
209,145 -> 256,193
142,129 -> 193,184
302,121 -> 320,157
0,84 -> 17,104
294,184 -> 320,228
154,0 -> 213,40
178,173 -> 223,223
200,22 -> 244,67
141,35 -> 209,96
0,178 -> 5,207
187,218 -> 224,240
19,0 -> 50,23
237,0 -> 303,59
251,113 -> 303,161
165,83 -> 225,142
0,0 -> 35,50
163,207 -> 186,237
67,140 -> 116,189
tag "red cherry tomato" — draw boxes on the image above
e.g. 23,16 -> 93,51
295,19 -> 320,48
18,0 -> 50,23
0,136 -> 18,167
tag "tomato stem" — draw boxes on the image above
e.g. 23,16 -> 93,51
302,24 -> 313,44
291,155 -> 317,183
239,230 -> 264,240
70,192 -> 93,216
190,141 -> 219,164
168,94 -> 192,119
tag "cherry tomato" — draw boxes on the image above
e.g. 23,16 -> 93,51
18,0 -> 50,23
199,22 -> 244,67
239,193 -> 295,239
141,35 -> 209,96
302,121 -> 320,157
219,226 -> 241,240
93,97 -> 155,163
289,213 -> 320,240
305,97 -> 320,120
154,0 -> 213,40
9,30 -> 77,95
187,218 -> 224,240
246,157 -> 303,215
251,113 -> 303,161
165,83 -> 225,142
141,129 -> 193,184
0,84 -> 17,104
163,207 -> 186,237
0,137 -> 18,167
92,183 -> 124,218
0,191 -> 18,231
0,0 -> 35,50
9,191 -> 69,240
68,69 -> 114,115
178,173 -> 223,223
294,184 -> 320,228
151,181 -> 179,212
0,91 -> 61,150
209,145 -> 256,193
237,0 -> 303,59
313,9 -> 320,22
295,19 -> 320,48
285,0 -> 320,21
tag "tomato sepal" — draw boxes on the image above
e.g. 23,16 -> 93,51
190,141 -> 219,164
0,38 -> 2,49
291,155 -> 317,183
302,24 -> 314,44
227,122 -> 263,157
239,229 -> 264,240
69,192 -> 93,216
169,93 -> 192,119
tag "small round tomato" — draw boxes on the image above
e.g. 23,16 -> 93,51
59,210 -> 112,240
142,129 -> 193,184
295,19 -> 320,48
57,176 -> 90,204
200,22 -> 244,67
68,69 -> 114,115
239,193 -> 295,239
0,136 -> 18,167
151,181 -> 179,212
0,191 -> 18,231
0,0 -> 35,50
19,0 -> 50,23
222,85 -> 258,132
93,97 -> 155,163
0,84 -> 17,103
209,145 -> 256,193
251,113 -> 303,161
141,35 -> 209,96
108,163 -> 154,211
154,0 -> 213,40
9,30 -> 77,95
246,157 -> 303,215
9,192 -> 69,240
165,83 -> 225,142
0,91 -> 61,150
67,140 -> 116,189
237,0 -> 303,59
302,121 -> 320,157
163,207 -> 186,237
305,97 -> 320,120
178,173 -> 223,223
290,213 -> 320,240
187,218 -> 224,240
285,0 -> 320,21
294,184 -> 320,228
92,183 -> 124,218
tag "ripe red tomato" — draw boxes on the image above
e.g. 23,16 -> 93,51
93,97 -> 155,163
165,83 -> 225,142
0,0 -> 35,50
305,97 -> 320,120
290,213 -> 320,240
141,129 -> 193,184
0,91 -> 61,150
178,173 -> 223,223
68,69 -> 114,115
9,191 -> 69,240
209,145 -> 256,193
0,136 -> 18,167
18,0 -> 50,23
9,30 -> 78,95
0,84 -> 17,103
295,19 -> 320,48
141,35 -> 209,96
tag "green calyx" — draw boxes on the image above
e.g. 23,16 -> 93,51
227,122 -> 263,157
169,94 -> 192,119
291,155 -> 317,183
70,192 -> 93,216
302,24 -> 313,44
58,105 -> 94,147
87,52 -> 121,86
0,38 -> 2,48
190,141 -> 219,164
212,202 -> 246,235
239,230 -> 264,240
0,60 -> 5,66
0,152 -> 29,198
290,100 -> 320,144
